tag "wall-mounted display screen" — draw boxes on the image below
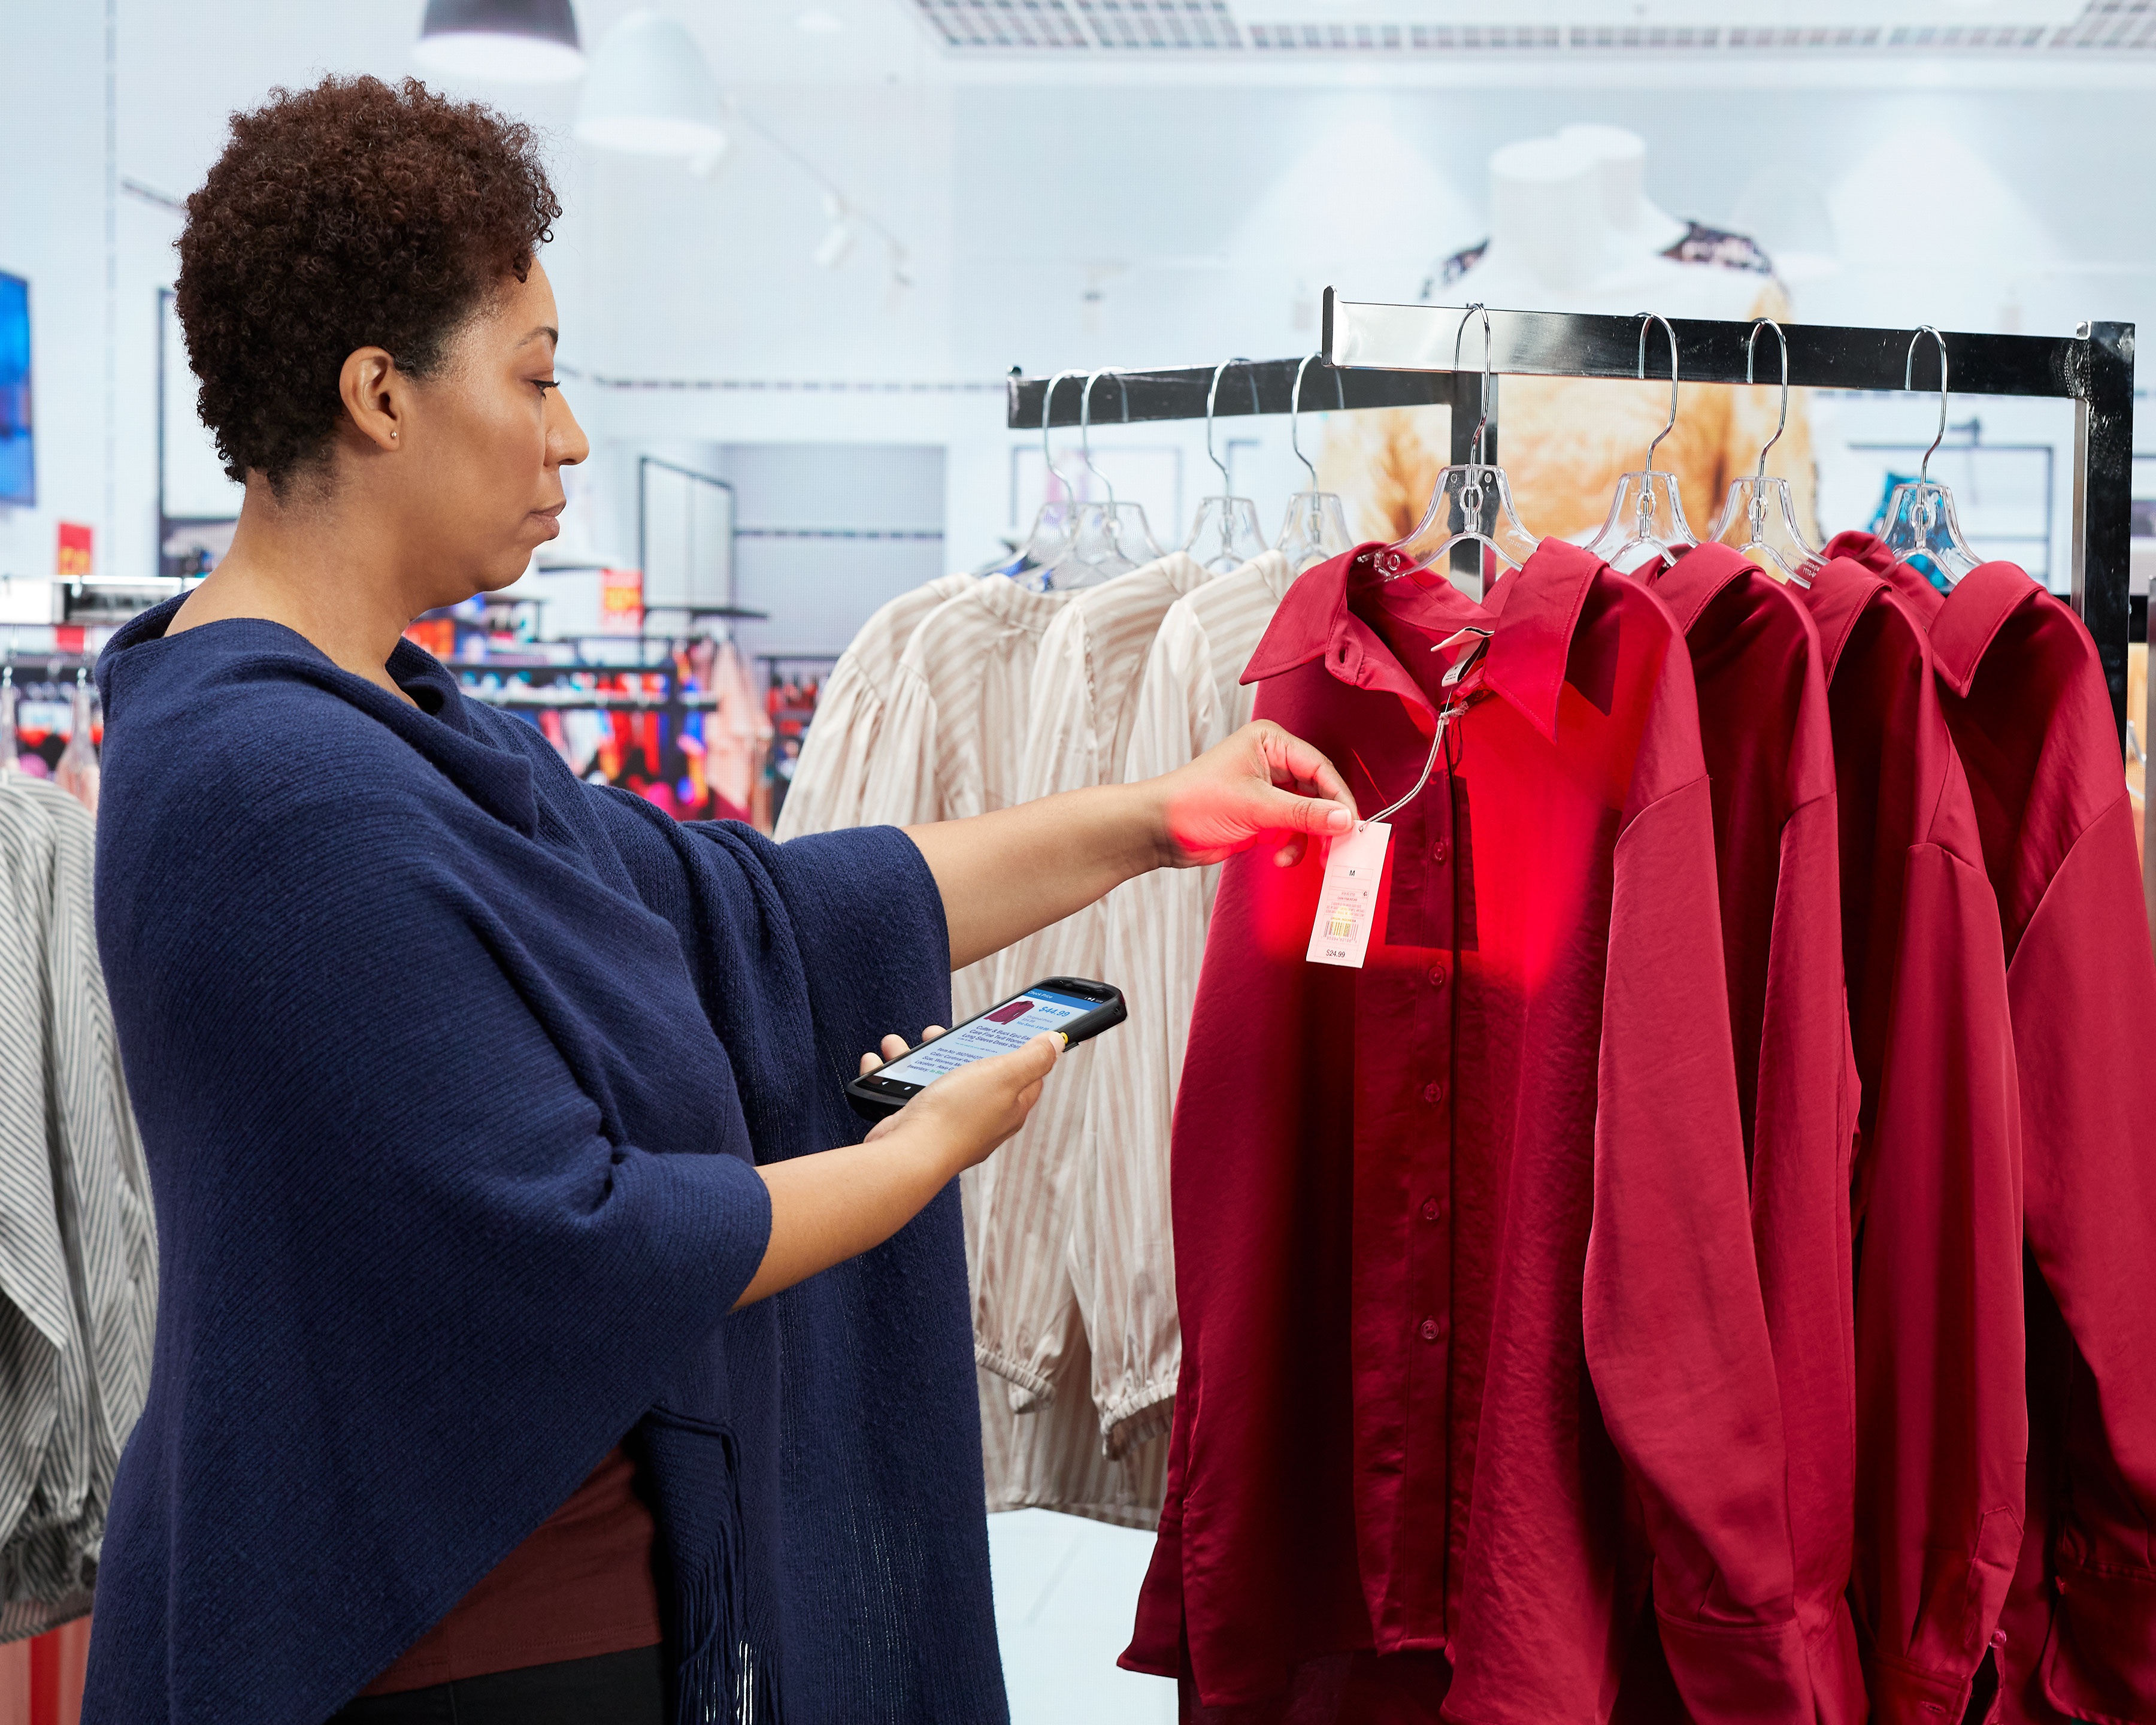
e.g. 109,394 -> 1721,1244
0,271 -> 31,508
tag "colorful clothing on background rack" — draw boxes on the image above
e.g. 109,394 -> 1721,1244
1643,542 -> 1864,1720
973,551 -> 1210,1426
1795,548 -> 2025,1725
1835,533 -> 2156,1725
774,571 -> 975,841
705,639 -> 774,826
0,774 -> 155,1638
1128,541 -> 1811,1721
1075,548 -> 1297,1458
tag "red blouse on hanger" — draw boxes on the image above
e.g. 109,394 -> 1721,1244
1645,541 -> 1865,1723
1831,535 -> 2156,1725
1124,541 -> 1811,1723
1797,550 -> 2025,1725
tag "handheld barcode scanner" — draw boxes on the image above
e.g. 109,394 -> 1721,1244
847,977 -> 1126,1122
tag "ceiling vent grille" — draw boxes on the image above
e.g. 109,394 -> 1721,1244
1245,22 -> 1563,49
1077,0 -> 1241,48
913,0 -> 1088,49
1566,24 -> 1722,49
2054,0 -> 2156,47
914,0 -> 2156,52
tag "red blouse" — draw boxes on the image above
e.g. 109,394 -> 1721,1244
1125,541 -> 1809,1720
1795,550 -> 2026,1725
1648,543 -> 1865,1722
1835,535 -> 2156,1725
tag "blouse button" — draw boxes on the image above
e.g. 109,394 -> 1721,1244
1421,1197 -> 1441,1222
1426,964 -> 1448,988
1422,1081 -> 1445,1104
1430,839 -> 1450,864
1419,1317 -> 1442,1343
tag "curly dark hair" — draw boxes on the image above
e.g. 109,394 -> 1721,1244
175,75 -> 560,492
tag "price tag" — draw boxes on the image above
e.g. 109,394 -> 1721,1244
1306,820 -> 1391,969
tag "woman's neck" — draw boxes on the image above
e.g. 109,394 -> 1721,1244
168,473 -> 425,707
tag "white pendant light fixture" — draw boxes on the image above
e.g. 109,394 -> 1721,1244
575,10 -> 728,161
414,0 -> 584,83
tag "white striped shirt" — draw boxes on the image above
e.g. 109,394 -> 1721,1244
971,555 -> 1210,1423
789,571 -> 1132,1519
0,774 -> 156,1632
773,571 -> 976,842
1073,551 -> 1298,1456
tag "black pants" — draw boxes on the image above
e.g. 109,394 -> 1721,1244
329,1644 -> 667,1725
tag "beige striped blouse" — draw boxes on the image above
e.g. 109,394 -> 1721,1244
772,571 -> 977,842
970,553 -> 1210,1420
1073,550 -> 1298,1458
834,571 -> 1163,1524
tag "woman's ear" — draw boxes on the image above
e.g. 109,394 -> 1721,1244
338,346 -> 404,453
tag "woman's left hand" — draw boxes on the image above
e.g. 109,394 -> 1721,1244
1150,719 -> 1358,871
859,1028 -> 944,1145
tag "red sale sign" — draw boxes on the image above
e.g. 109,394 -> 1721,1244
56,520 -> 90,578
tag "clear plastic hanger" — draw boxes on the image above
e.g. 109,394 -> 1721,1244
1275,354 -> 1356,571
1583,312 -> 1698,576
0,664 -> 17,776
1393,304 -> 1540,595
1005,368 -> 1085,575
1042,370 -> 1160,589
1706,319 -> 1824,585
1183,358 -> 1268,574
56,668 -> 99,814
1878,326 -> 1982,586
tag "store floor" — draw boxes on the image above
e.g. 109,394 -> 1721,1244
988,1511 -> 1175,1723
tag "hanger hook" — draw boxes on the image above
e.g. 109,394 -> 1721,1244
1040,368 -> 1083,500
1636,313 -> 1680,474
1290,355 -> 1320,486
1079,370 -> 1119,506
1905,326 -> 1949,483
1746,319 -> 1791,483
1452,304 -> 1495,468
1206,358 -> 1253,494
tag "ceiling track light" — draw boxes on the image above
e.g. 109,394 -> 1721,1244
415,0 -> 584,83
816,199 -> 859,270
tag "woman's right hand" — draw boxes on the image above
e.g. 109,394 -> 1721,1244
738,1030 -> 1064,1310
861,1030 -> 1061,1172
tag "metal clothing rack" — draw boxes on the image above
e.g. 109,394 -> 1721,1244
1009,290 -> 2143,920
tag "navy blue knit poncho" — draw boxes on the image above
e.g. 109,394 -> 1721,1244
84,600 -> 1005,1724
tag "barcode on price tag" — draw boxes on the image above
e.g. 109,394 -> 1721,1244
1306,820 -> 1391,969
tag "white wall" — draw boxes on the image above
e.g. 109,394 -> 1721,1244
4,2 -> 2152,606
0,3 -> 109,586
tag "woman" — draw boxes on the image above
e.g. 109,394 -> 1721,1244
83,75 -> 1353,1725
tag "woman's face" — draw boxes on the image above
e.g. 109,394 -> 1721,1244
401,259 -> 588,603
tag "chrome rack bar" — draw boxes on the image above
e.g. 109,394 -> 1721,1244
1324,292 -> 2090,397
1007,358 -> 1462,427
